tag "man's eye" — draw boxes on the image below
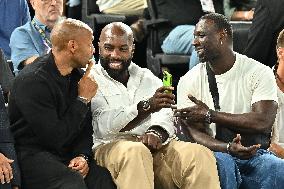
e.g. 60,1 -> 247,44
104,46 -> 112,50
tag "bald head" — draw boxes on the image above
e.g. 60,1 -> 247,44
51,17 -> 93,51
100,22 -> 134,45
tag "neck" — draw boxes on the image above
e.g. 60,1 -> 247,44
208,49 -> 235,75
114,71 -> 129,86
53,51 -> 73,76
34,15 -> 55,29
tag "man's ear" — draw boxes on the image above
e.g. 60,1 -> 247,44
30,0 -> 36,9
68,40 -> 78,54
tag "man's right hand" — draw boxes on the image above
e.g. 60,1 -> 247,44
78,60 -> 98,102
0,153 -> 14,184
148,86 -> 175,112
228,134 -> 260,159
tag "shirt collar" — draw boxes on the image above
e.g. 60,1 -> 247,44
33,17 -> 51,33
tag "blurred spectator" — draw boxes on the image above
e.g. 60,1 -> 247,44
270,29 -> 284,159
244,0 -> 284,68
67,0 -> 82,20
223,0 -> 256,21
0,0 -> 30,59
97,0 -> 147,16
0,86 -> 21,189
156,0 -> 224,69
10,0 -> 63,75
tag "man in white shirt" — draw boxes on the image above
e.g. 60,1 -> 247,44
90,22 -> 221,189
175,13 -> 284,189
270,29 -> 284,158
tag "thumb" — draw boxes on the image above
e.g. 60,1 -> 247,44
232,134 -> 241,144
5,157 -> 14,163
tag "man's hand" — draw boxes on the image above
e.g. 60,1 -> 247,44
12,187 -> 19,189
139,133 -> 162,152
0,153 -> 14,184
228,134 -> 260,159
174,95 -> 209,122
148,86 -> 175,112
68,156 -> 89,178
78,60 -> 98,102
269,143 -> 284,159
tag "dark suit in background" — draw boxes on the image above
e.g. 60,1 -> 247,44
244,0 -> 284,67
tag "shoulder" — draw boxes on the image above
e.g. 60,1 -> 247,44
235,53 -> 272,75
10,22 -> 33,40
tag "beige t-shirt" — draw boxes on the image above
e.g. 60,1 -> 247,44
177,52 -> 278,136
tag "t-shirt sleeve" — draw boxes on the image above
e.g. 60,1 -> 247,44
251,66 -> 278,105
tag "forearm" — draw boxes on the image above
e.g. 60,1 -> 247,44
211,110 -> 275,134
120,101 -> 151,132
186,126 -> 228,153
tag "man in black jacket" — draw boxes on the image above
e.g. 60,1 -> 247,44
8,18 -> 116,189
244,0 -> 284,67
0,86 -> 20,189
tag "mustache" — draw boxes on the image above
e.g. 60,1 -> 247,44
99,56 -> 129,63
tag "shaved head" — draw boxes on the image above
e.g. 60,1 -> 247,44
99,22 -> 134,45
51,17 -> 93,51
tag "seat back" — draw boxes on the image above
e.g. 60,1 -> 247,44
230,21 -> 252,54
145,0 -> 190,77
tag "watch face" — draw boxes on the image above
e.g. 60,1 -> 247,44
142,100 -> 150,111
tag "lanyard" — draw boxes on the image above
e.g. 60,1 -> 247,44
31,20 -> 52,49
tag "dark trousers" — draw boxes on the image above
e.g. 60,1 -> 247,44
18,151 -> 116,189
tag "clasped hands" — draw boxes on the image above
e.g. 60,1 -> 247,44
68,156 -> 89,178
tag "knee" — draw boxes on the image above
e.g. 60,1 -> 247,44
116,141 -> 151,157
61,171 -> 87,189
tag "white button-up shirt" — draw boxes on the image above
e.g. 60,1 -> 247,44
90,62 -> 175,148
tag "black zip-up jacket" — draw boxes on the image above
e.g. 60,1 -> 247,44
9,52 -> 93,160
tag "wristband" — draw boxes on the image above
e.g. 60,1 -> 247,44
226,142 -> 232,154
77,96 -> 90,105
146,129 -> 163,141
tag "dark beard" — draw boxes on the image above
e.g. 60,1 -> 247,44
99,55 -> 132,83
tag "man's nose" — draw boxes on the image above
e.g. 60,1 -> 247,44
110,48 -> 120,58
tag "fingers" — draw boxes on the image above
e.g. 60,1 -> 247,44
0,159 -> 13,184
232,134 -> 241,144
156,86 -> 174,93
85,60 -> 94,76
140,133 -> 162,151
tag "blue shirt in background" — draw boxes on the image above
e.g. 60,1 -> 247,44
0,0 -> 30,59
10,18 -> 51,75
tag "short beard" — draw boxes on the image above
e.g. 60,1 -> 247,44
99,55 -> 132,82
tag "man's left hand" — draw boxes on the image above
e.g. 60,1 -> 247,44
68,156 -> 89,178
139,133 -> 162,152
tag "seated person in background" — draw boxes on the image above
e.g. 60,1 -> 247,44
223,0 -> 256,21
0,86 -> 20,189
96,0 -> 147,16
90,22 -> 221,189
244,0 -> 284,68
10,0 -> 63,75
0,0 -> 30,59
175,13 -> 284,189
8,18 -> 116,189
269,29 -> 284,159
155,0 -> 224,69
